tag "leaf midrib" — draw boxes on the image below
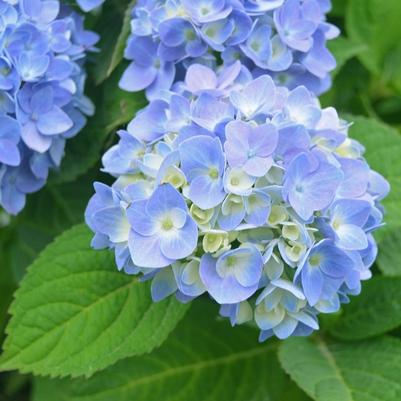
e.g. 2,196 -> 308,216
69,343 -> 277,400
314,337 -> 354,401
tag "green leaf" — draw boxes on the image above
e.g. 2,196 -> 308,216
94,0 -> 136,83
377,230 -> 401,276
0,266 -> 14,336
331,0 -> 348,17
0,224 -> 188,378
49,67 -> 146,185
346,0 -> 401,91
0,230 -> 16,340
330,277 -> 401,340
328,37 -> 367,77
92,0 -> 135,84
279,336 -> 401,401
320,60 -> 370,116
32,302 -> 312,401
347,116 -> 401,275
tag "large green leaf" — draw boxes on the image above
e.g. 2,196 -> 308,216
330,277 -> 401,340
346,0 -> 401,91
49,67 -> 146,185
0,224 -> 188,378
279,336 -> 401,401
347,116 -> 401,275
32,302 -> 312,401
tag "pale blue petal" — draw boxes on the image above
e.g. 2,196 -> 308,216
185,63 -> 218,93
302,265 -> 323,306
119,62 -> 157,92
309,241 -> 351,278
151,269 -> 178,302
200,254 -> 258,304
332,199 -> 371,227
128,100 -> 168,142
230,75 -> 276,117
191,93 -> 234,131
21,121 -> 51,153
129,230 -> 174,268
160,217 -> 198,259
273,316 -> 298,339
231,247 -> 263,287
37,106 -> 73,135
147,184 -> 187,217
244,191 -> 271,226
336,224 -> 368,251
93,206 -> 130,243
127,199 -> 158,236
179,135 -> 225,179
189,175 -> 225,209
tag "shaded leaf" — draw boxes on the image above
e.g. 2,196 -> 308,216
377,230 -> 401,276
330,277 -> 401,340
346,0 -> 401,91
279,336 -> 401,401
328,37 -> 367,77
0,230 -> 15,340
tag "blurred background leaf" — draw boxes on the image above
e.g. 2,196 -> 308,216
330,277 -> 401,340
279,336 -> 401,401
346,0 -> 401,93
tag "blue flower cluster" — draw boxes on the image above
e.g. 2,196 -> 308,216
86,63 -> 389,341
120,0 -> 338,100
0,0 -> 99,214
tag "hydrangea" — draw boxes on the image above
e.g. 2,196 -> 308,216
119,0 -> 339,100
0,0 -> 99,214
86,64 -> 389,341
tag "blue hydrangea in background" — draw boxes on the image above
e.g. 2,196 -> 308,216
119,0 -> 339,100
86,63 -> 389,341
0,0 -> 99,214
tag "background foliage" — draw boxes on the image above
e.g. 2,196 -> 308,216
1,0 -> 401,400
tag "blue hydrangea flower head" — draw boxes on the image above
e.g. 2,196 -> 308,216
86,65 -> 389,341
119,0 -> 339,99
0,0 -> 99,214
